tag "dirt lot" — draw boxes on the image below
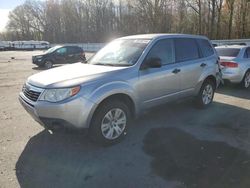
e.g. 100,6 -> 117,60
0,51 -> 250,188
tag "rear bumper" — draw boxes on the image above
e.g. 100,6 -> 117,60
19,92 -> 97,130
221,68 -> 244,83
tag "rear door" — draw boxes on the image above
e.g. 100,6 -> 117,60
67,47 -> 82,63
242,47 -> 250,69
174,38 -> 212,94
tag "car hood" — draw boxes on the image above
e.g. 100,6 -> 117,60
27,63 -> 128,88
33,52 -> 50,57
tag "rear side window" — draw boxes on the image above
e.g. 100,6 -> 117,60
68,47 -> 82,54
244,48 -> 250,58
216,48 -> 240,57
197,39 -> 214,57
175,38 -> 199,62
146,39 -> 175,65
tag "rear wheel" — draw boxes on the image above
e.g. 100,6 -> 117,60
89,100 -> 130,145
37,64 -> 44,68
195,79 -> 215,108
44,60 -> 53,69
241,70 -> 250,89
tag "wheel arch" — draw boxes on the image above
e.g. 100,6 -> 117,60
205,75 -> 217,87
194,74 -> 217,95
88,93 -> 136,128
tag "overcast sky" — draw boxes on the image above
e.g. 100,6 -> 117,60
0,0 -> 26,31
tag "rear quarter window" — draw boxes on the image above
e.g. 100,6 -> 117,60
175,38 -> 200,62
244,48 -> 250,58
68,47 -> 82,54
197,39 -> 214,57
216,48 -> 240,57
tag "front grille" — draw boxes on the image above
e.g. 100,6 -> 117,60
23,84 -> 42,102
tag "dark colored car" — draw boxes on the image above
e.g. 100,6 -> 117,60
32,45 -> 86,69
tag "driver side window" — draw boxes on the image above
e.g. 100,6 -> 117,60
145,39 -> 175,65
56,47 -> 67,55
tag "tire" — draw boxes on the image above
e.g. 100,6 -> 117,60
37,65 -> 43,68
195,79 -> 215,108
241,70 -> 250,89
44,60 -> 53,69
80,56 -> 86,62
89,100 -> 131,145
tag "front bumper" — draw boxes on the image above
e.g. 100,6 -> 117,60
32,57 -> 44,65
19,92 -> 97,130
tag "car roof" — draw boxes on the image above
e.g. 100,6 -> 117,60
120,33 -> 208,40
62,45 -> 81,48
215,45 -> 246,49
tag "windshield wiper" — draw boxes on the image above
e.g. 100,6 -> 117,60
113,63 -> 131,67
93,63 -> 116,66
92,62 -> 131,67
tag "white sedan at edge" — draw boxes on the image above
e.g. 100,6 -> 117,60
216,45 -> 250,89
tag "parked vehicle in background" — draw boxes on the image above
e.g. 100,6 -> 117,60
0,40 -> 50,50
19,34 -> 220,145
0,41 -> 13,50
216,45 -> 250,88
212,39 -> 250,47
32,45 -> 86,69
12,40 -> 50,50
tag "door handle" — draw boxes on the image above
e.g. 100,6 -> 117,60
172,68 -> 181,74
200,63 -> 207,67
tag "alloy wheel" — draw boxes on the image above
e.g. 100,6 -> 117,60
244,72 -> 250,88
45,61 -> 53,69
202,84 -> 214,105
101,108 -> 127,140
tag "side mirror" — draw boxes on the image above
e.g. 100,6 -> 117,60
141,57 -> 162,70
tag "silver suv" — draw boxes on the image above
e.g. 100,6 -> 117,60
19,34 -> 220,144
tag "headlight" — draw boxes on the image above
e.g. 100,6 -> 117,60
39,86 -> 80,102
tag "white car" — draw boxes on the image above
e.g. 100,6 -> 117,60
216,45 -> 250,88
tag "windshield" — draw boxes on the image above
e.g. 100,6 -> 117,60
45,46 -> 62,54
216,48 -> 240,57
88,39 -> 150,66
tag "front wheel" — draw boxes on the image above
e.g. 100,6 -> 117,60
241,70 -> 250,89
89,100 -> 130,145
44,60 -> 53,69
195,79 -> 215,108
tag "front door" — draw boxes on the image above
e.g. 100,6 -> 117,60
138,39 -> 181,109
54,47 -> 67,64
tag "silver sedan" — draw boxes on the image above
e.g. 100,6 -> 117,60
216,45 -> 250,88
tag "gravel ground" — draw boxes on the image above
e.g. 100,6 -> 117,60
0,51 -> 250,188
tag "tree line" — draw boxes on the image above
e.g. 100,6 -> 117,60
0,0 -> 250,43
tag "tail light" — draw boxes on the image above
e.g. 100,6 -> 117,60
220,61 -> 238,68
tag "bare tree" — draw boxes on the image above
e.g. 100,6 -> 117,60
226,0 -> 235,39
216,0 -> 223,39
1,0 -> 250,42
